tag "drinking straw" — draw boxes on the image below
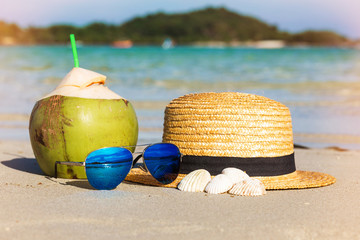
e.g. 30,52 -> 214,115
70,34 -> 79,68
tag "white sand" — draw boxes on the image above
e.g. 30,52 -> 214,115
0,140 -> 359,239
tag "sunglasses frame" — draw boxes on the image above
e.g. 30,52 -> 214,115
54,143 -> 182,185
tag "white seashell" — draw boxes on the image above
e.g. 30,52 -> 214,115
221,167 -> 250,185
178,169 -> 211,192
205,174 -> 233,194
228,178 -> 266,196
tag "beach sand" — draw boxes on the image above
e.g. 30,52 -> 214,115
0,139 -> 359,240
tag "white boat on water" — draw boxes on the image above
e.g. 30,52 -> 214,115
162,38 -> 174,49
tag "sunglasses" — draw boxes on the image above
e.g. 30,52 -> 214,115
54,143 -> 181,190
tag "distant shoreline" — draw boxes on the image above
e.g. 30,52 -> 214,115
1,40 -> 359,49
1,8 -> 357,47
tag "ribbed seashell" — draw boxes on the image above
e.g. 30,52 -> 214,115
205,174 -> 233,194
221,167 -> 250,185
178,169 -> 211,192
228,178 -> 266,196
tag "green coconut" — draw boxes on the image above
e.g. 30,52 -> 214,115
29,67 -> 138,179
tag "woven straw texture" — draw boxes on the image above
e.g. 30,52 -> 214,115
125,169 -> 336,190
162,92 -> 294,158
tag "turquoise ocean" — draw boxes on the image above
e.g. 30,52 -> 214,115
1,46 -> 360,149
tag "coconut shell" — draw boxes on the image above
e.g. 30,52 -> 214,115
29,95 -> 138,178
29,68 -> 138,179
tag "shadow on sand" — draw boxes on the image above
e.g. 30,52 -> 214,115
1,157 -> 43,175
63,180 -> 94,190
43,176 -> 95,190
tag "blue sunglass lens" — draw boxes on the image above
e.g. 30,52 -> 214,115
143,143 -> 181,184
85,147 -> 133,190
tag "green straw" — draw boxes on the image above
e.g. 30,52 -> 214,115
70,34 -> 79,68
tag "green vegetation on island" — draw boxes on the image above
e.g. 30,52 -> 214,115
287,30 -> 348,46
0,7 -> 353,46
120,7 -> 288,43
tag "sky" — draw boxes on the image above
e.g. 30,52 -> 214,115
1,0 -> 360,39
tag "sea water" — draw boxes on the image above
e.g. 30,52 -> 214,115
1,46 -> 360,149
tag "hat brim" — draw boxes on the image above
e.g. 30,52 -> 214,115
124,168 -> 336,190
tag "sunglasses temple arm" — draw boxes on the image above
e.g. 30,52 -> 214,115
132,154 -> 143,167
132,154 -> 148,172
54,161 -> 85,178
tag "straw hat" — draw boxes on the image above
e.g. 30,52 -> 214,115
125,92 -> 336,190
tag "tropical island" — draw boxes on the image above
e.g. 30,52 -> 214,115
0,7 -> 356,47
